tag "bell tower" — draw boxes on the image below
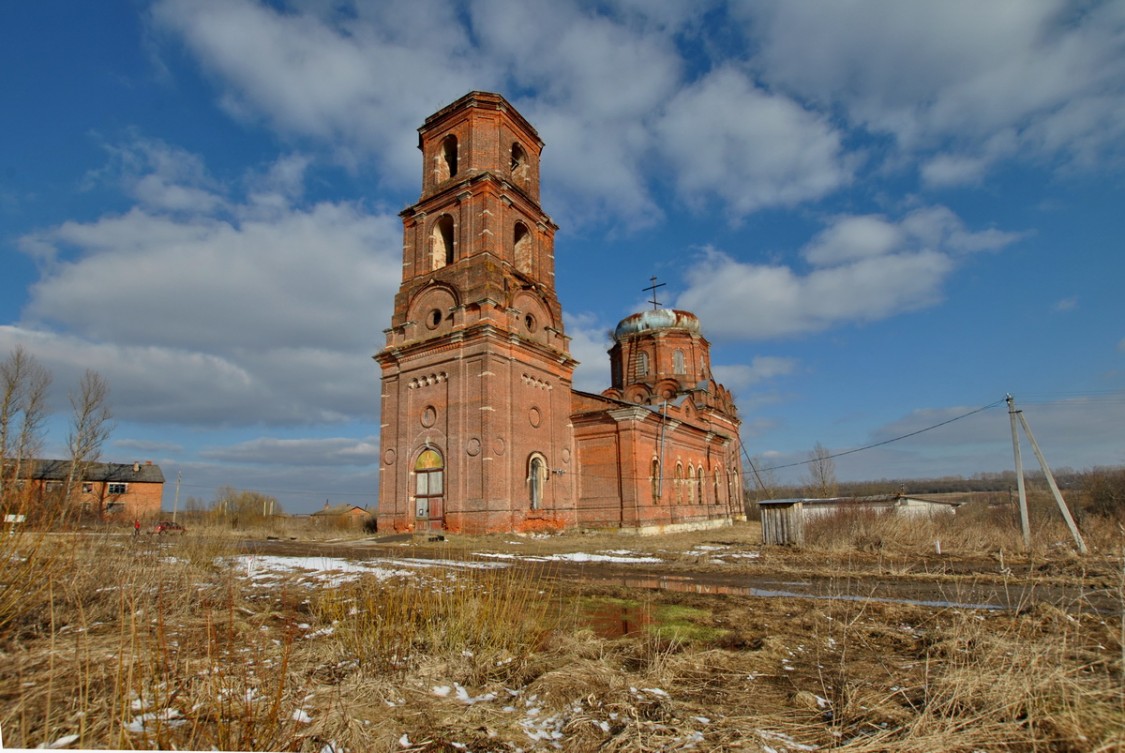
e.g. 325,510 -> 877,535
376,92 -> 578,533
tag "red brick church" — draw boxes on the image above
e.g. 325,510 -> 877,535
376,92 -> 744,534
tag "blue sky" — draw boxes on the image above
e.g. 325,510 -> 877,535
2,0 -> 1123,514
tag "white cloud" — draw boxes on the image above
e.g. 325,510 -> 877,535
713,356 -> 797,393
1053,297 -> 1078,313
11,144 -> 401,427
678,247 -> 950,341
678,202 -> 1025,340
152,0 -> 485,181
21,200 -> 398,354
919,153 -> 991,188
114,438 -> 184,454
899,206 -> 1024,254
741,0 -> 1125,184
200,436 -> 377,466
563,312 -> 613,393
802,215 -> 903,266
654,67 -> 852,216
87,137 -> 225,214
863,396 -> 1125,473
151,0 -> 865,226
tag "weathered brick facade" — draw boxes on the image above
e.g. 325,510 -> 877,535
376,92 -> 743,534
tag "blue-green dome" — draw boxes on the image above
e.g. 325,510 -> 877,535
613,309 -> 701,341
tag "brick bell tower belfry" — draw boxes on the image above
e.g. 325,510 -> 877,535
376,92 -> 579,533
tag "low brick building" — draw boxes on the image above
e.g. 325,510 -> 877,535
376,92 -> 743,534
9,459 -> 165,520
311,503 -> 374,528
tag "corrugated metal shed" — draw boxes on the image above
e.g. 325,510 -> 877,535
758,494 -> 961,545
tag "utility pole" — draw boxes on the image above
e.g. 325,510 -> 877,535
1007,395 -> 1031,549
173,470 -> 181,523
1007,394 -> 1087,554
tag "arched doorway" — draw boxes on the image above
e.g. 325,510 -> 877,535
414,448 -> 445,530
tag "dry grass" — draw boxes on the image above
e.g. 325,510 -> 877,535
801,491 -> 1124,559
1,520 -> 1123,751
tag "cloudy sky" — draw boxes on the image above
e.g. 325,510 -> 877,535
2,0 -> 1123,513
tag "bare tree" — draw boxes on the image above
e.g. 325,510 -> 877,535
0,347 -> 52,510
65,369 -> 114,512
804,442 -> 838,499
212,487 -> 283,528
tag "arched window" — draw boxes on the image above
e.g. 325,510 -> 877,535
514,222 -> 532,273
414,449 -> 444,518
432,216 -> 455,269
674,462 -> 683,504
510,142 -> 527,181
651,457 -> 661,502
714,468 -> 721,505
697,467 -> 704,505
528,454 -> 547,510
438,135 -> 458,181
673,349 -> 685,374
687,465 -> 696,504
637,351 -> 649,377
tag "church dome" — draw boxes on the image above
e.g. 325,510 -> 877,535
613,309 -> 701,341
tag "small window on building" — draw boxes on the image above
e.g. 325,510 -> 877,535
637,351 -> 649,377
673,349 -> 685,374
514,222 -> 531,273
432,215 -> 455,269
528,454 -> 547,510
510,142 -> 530,183
674,462 -> 683,504
688,465 -> 696,504
108,482 -> 127,495
438,135 -> 458,180
82,482 -> 93,494
651,458 -> 661,502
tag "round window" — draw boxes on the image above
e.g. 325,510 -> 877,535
524,313 -> 536,332
426,309 -> 442,329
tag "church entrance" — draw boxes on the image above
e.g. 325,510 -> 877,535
413,448 -> 445,531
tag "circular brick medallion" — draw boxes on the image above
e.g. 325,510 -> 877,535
528,406 -> 541,428
466,437 -> 481,456
383,448 -> 396,465
494,436 -> 506,456
420,405 -> 437,427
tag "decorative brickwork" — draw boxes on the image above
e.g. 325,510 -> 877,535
376,93 -> 743,534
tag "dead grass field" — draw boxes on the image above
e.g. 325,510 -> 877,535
2,510 -> 1123,751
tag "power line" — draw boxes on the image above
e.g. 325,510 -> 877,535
749,397 -> 1009,476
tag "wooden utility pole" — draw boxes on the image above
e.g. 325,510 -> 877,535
173,470 -> 181,523
1007,395 -> 1032,549
1006,394 -> 1087,554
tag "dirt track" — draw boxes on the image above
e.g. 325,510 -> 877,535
237,529 -> 1121,615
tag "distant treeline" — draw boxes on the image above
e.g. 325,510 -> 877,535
747,466 -> 1125,525
751,466 -> 1125,501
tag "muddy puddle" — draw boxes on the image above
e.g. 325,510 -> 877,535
581,601 -> 652,637
577,572 -> 1007,610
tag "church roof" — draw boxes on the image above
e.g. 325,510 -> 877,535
613,309 -> 701,341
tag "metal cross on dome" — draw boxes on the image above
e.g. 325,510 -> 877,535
643,276 -> 666,310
